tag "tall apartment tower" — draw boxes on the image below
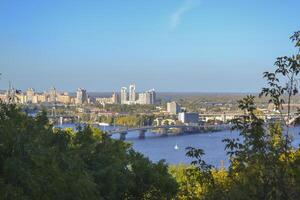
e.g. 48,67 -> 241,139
112,92 -> 119,104
167,101 -> 180,115
120,87 -> 128,104
76,88 -> 87,105
148,89 -> 156,104
138,92 -> 147,104
49,86 -> 57,103
138,89 -> 156,105
129,84 -> 136,102
26,88 -> 35,103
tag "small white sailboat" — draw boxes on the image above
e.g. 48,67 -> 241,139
99,122 -> 110,126
174,144 -> 179,150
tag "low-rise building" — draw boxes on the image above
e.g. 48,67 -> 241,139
57,93 -> 71,104
96,97 -> 114,105
178,112 -> 199,124
32,93 -> 47,104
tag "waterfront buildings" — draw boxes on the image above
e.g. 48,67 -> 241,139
167,101 -> 180,115
178,112 -> 199,124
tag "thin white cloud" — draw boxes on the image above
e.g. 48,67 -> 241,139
170,0 -> 200,30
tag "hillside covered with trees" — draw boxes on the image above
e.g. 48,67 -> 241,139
0,104 -> 177,199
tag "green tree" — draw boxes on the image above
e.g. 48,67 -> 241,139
171,31 -> 300,200
0,103 -> 178,199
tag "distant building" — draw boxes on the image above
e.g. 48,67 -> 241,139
129,84 -> 136,102
76,88 -> 87,104
26,88 -> 35,103
167,101 -> 180,114
120,87 -> 128,104
96,92 -> 120,105
120,84 -> 155,105
57,92 -> 71,104
138,89 -> 156,105
148,89 -> 156,104
112,92 -> 119,104
178,112 -> 199,124
138,92 -> 147,104
40,93 -> 47,103
15,93 -> 26,104
48,87 -> 57,103
32,95 -> 38,104
96,97 -> 113,105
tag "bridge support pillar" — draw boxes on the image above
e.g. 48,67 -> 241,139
177,127 -> 185,135
59,117 -> 63,125
138,130 -> 146,139
159,128 -> 168,136
119,132 -> 127,141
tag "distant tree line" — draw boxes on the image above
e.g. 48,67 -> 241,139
98,114 -> 155,127
99,104 -> 156,115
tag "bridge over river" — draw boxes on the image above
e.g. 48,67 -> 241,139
107,124 -> 231,140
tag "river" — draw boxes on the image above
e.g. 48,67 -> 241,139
56,124 -> 300,168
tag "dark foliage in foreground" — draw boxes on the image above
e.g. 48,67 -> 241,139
0,103 -> 178,200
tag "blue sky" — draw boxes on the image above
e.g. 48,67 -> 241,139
0,0 -> 299,92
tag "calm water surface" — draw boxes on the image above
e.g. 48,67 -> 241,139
56,124 -> 300,168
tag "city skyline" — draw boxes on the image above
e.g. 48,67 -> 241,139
0,83 -> 156,105
0,83 -> 157,94
1,0 -> 300,92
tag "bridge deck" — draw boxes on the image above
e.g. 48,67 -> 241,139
108,124 -> 231,135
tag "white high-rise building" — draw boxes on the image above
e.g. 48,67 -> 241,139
129,84 -> 136,102
138,89 -> 156,105
76,88 -> 87,105
49,86 -> 57,103
120,87 -> 128,104
138,93 -> 147,104
167,101 -> 180,114
120,84 -> 155,105
26,88 -> 35,103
